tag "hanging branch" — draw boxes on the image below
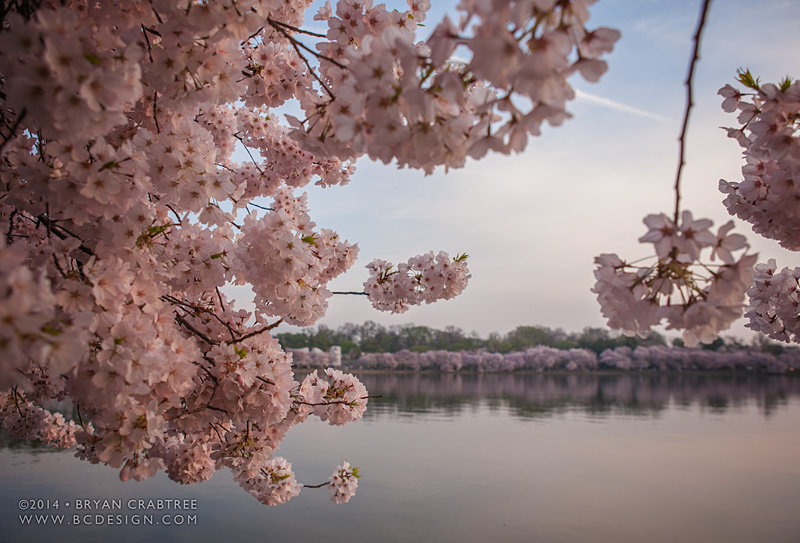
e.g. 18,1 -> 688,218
673,0 -> 712,224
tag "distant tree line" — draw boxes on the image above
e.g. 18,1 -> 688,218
275,322 -> 785,360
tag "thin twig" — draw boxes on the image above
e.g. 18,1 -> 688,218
153,91 -> 161,134
0,108 -> 26,155
243,25 -> 264,43
174,312 -> 219,345
674,0 -> 712,224
267,18 -> 327,39
166,204 -> 183,225
5,209 -> 17,245
233,133 -> 265,175
141,24 -> 154,63
215,287 -> 226,312
35,214 -> 94,256
163,294 -> 238,340
247,202 -> 273,211
331,291 -> 368,296
266,19 -> 343,101
228,318 -> 284,344
267,19 -> 345,69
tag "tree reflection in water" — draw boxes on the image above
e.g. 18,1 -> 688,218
356,372 -> 799,420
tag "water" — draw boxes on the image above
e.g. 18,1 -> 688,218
1,372 -> 799,543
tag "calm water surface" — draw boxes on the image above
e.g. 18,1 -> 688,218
1,372 -> 799,543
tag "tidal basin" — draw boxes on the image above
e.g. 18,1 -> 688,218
2,372 -> 799,543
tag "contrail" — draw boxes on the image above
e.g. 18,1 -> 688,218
575,89 -> 673,123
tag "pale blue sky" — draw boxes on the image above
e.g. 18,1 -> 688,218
260,0 -> 800,340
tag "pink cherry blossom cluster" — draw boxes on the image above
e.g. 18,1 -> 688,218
298,368 -> 369,426
0,0 -> 616,505
744,259 -> 800,343
285,0 -> 620,172
235,456 -> 302,507
0,9 -> 143,146
364,252 -> 471,313
1,393 -> 85,449
718,76 -> 800,250
716,74 -> 800,344
0,0 -> 385,505
232,188 -> 359,326
328,460 -> 360,504
592,212 -> 757,347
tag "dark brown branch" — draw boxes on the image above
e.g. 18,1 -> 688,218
166,204 -> 182,225
0,108 -> 27,156
5,209 -> 17,245
331,291 -> 368,296
174,312 -> 219,345
233,133 -> 265,174
141,24 -> 154,63
267,18 -> 327,39
674,0 -> 712,224
153,91 -> 161,134
215,287 -> 226,312
35,214 -> 94,256
243,25 -> 265,43
299,395 -> 372,407
163,294 -> 238,340
247,202 -> 273,211
266,18 -> 343,100
228,318 -> 284,344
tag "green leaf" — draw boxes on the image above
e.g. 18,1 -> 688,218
83,53 -> 102,65
736,68 -> 760,90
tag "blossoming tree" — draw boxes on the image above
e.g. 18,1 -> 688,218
592,0 -> 800,349
0,0 -> 620,504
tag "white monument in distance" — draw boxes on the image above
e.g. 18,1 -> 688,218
329,345 -> 342,368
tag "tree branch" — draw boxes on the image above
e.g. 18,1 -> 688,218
174,312 -> 219,345
228,318 -> 284,344
674,0 -> 712,224
0,108 -> 27,156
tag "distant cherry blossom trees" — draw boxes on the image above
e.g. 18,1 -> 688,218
323,345 -> 799,374
0,0 -> 619,504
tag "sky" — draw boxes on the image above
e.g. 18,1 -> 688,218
259,0 -> 800,341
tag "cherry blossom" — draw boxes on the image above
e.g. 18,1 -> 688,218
328,461 -> 360,504
593,214 -> 756,347
719,74 -> 800,251
364,252 -> 471,313
4,0 -> 622,505
717,73 -> 800,342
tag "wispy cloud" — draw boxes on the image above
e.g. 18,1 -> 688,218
575,89 -> 673,123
